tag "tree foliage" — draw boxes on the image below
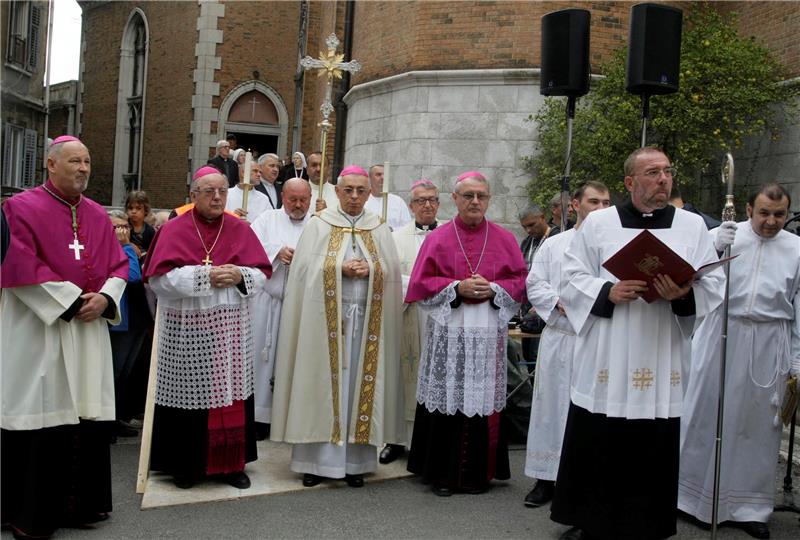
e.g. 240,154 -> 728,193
524,5 -> 797,208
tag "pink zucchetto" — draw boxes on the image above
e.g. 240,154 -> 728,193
51,135 -> 82,145
456,170 -> 486,183
411,179 -> 436,189
339,165 -> 369,178
192,166 -> 223,181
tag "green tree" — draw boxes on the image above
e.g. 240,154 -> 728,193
524,4 -> 797,208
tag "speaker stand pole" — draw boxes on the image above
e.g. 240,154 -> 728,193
561,96 -> 577,232
774,409 -> 800,517
640,93 -> 650,147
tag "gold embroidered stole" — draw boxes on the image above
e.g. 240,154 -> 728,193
322,226 -> 385,445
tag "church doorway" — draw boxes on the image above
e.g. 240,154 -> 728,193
217,82 -> 290,164
227,132 -> 278,157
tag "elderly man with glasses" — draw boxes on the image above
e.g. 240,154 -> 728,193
405,171 -> 528,496
378,179 -> 446,465
207,140 -> 240,188
143,166 -> 271,490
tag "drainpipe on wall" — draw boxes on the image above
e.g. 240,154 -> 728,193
331,0 -> 355,181
290,0 -> 309,156
41,0 -> 55,183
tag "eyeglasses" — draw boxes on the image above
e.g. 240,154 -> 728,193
637,167 -> 676,179
340,187 -> 369,196
455,192 -> 490,202
411,197 -> 440,206
194,188 -> 229,196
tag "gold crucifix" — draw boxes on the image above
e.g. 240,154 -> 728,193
299,34 -> 361,202
202,255 -> 213,266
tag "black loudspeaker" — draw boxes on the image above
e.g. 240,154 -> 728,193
540,9 -> 590,97
626,3 -> 683,95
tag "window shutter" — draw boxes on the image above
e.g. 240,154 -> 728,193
23,129 -> 38,188
27,4 -> 41,71
2,125 -> 13,182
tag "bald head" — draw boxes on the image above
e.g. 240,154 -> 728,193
47,140 -> 91,199
282,178 -> 312,220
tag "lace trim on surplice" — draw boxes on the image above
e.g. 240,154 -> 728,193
155,302 -> 254,409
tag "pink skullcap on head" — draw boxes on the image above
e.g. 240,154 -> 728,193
192,165 -> 223,181
456,170 -> 486,183
52,135 -> 82,145
339,165 -> 369,178
411,178 -> 435,189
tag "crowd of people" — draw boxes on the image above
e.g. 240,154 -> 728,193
1,136 -> 798,540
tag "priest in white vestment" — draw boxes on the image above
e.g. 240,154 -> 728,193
271,166 -> 404,488
523,181 -> 611,508
405,171 -> 528,496
364,164 -> 412,230
678,183 -> 800,539
1,136 -> 128,538
379,179 -> 446,465
249,179 -> 312,437
307,151 -> 339,212
225,164 -> 272,223
550,147 -> 724,540
144,167 -> 271,490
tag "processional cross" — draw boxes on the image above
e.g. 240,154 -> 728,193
299,34 -> 361,201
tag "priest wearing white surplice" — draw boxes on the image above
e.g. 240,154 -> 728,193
1,136 -> 128,538
364,164 -> 412,231
678,183 -> 800,540
271,165 -> 404,488
550,147 -> 724,540
523,181 -> 610,509
249,178 -> 313,439
225,164 -> 272,223
378,179 -> 445,465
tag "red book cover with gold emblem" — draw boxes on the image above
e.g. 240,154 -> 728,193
602,230 -> 736,303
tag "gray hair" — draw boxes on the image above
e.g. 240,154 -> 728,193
518,204 -> 544,221
47,139 -> 87,160
549,192 -> 570,207
410,180 -> 438,197
258,153 -> 280,165
453,174 -> 489,192
215,140 -> 229,151
108,209 -> 128,221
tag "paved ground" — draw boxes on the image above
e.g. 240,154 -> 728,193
3,436 -> 798,539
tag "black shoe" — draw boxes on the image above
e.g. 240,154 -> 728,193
114,420 -> 138,438
559,527 -> 591,540
173,475 -> 195,489
524,479 -> 555,507
302,473 -> 322,487
740,521 -> 770,539
345,474 -> 364,488
432,484 -> 453,497
378,444 -> 405,464
225,471 -> 251,489
255,422 -> 270,441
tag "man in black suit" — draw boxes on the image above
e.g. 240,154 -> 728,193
207,140 -> 239,188
256,153 -> 283,210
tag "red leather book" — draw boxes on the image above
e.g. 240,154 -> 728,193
602,230 -> 736,303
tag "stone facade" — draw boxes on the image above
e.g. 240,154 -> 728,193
344,69 -> 544,232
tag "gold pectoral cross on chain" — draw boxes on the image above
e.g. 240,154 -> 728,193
202,255 -> 213,266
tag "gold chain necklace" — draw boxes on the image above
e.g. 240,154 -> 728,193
42,184 -> 85,260
190,211 -> 224,266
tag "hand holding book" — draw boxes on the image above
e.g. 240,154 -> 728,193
602,230 -> 737,304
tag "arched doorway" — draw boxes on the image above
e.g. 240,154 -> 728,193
217,81 -> 288,160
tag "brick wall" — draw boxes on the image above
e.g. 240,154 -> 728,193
80,1 -> 197,208
350,1 -> 633,85
213,0 -> 301,157
714,1 -> 800,78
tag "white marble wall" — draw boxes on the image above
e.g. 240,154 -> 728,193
343,69 -> 546,236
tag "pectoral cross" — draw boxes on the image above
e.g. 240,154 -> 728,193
202,255 -> 213,266
299,34 -> 361,201
69,238 -> 85,260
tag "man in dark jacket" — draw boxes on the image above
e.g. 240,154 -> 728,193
207,139 -> 239,188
